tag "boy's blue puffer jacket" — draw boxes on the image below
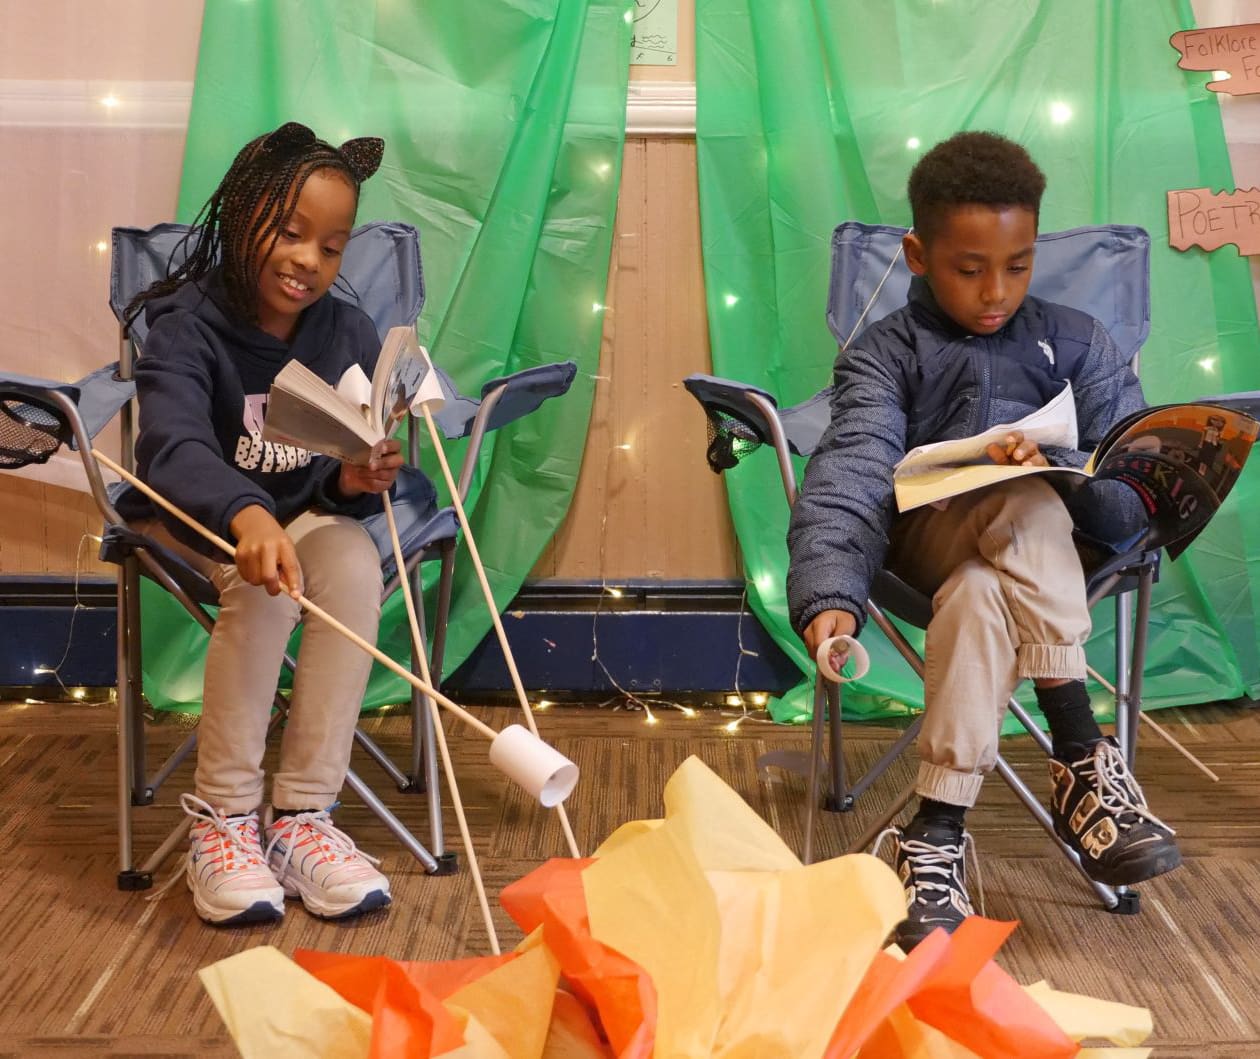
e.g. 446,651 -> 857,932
786,276 -> 1147,635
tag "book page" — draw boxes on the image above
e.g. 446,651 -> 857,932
370,326 -> 434,433
895,382 -> 1079,478
262,359 -> 381,465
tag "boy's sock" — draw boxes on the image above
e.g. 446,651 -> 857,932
907,797 -> 966,836
1037,680 -> 1103,759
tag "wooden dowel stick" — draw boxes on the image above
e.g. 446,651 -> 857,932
1085,664 -> 1220,782
419,404 -> 582,859
384,492 -> 499,954
92,448 -> 498,742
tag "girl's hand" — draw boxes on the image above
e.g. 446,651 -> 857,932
229,504 -> 303,597
986,429 -> 1048,467
339,439 -> 404,497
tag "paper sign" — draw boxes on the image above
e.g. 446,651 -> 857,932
631,0 -> 677,66
1168,187 -> 1260,254
1170,24 -> 1260,94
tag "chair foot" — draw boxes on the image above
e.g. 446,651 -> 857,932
431,852 -> 458,876
117,869 -> 153,891
398,775 -> 428,795
131,788 -> 155,806
823,793 -> 854,813
1108,888 -> 1141,915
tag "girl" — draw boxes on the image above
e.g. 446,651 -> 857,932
121,122 -> 412,925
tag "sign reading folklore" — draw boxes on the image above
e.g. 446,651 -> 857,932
1170,23 -> 1260,95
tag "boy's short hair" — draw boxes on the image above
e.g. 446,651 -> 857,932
908,131 -> 1046,240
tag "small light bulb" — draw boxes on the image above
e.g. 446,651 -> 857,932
617,443 -> 632,451
93,241 -> 108,254
592,301 -> 605,313
606,587 -> 624,598
645,714 -> 659,726
1049,100 -> 1073,125
681,706 -> 696,718
1213,70 -> 1230,81
535,699 -> 552,710
33,665 -> 54,675
724,718 -> 742,733
906,136 -> 921,150
724,293 -> 739,308
725,694 -> 743,707
72,688 -> 86,700
1198,357 -> 1218,372
100,94 -> 120,109
751,692 -> 768,706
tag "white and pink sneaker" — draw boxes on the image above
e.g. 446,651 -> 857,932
180,794 -> 285,925
264,806 -> 391,919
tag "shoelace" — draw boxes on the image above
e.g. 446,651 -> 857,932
873,827 -> 986,917
1081,741 -> 1175,836
265,808 -> 381,878
149,794 -> 267,901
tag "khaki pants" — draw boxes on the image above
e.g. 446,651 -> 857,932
886,477 -> 1091,808
141,510 -> 383,813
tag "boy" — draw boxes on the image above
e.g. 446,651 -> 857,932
787,131 -> 1180,951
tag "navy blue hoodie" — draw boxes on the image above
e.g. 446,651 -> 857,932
118,271 -> 385,558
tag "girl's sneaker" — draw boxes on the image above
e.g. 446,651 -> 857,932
264,806 -> 391,919
180,794 -> 286,925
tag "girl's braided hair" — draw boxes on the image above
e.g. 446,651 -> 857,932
124,122 -> 383,329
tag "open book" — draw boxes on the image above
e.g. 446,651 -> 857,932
262,326 -> 443,465
894,384 -> 1259,558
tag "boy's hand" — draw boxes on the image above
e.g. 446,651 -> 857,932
803,609 -> 858,660
986,429 -> 1049,467
229,504 -> 303,598
339,438 -> 404,497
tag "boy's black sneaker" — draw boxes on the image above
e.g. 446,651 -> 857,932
876,821 -> 976,952
1049,737 -> 1181,886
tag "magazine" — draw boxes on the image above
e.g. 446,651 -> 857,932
893,385 -> 1259,558
261,326 -> 442,465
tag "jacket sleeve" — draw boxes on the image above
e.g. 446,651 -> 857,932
786,343 -> 908,635
133,316 -> 276,542
1050,318 -> 1150,546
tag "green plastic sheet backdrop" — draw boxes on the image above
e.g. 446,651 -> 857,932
139,0 -> 633,710
695,0 -> 1260,722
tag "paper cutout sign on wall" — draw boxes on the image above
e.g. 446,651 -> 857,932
1168,188 -> 1260,255
1170,24 -> 1260,94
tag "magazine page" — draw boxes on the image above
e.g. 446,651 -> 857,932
1089,404 -> 1259,507
1090,403 -> 1258,558
895,381 -> 1078,478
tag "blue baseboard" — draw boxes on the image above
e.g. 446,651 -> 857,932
0,576 -> 117,689
0,576 -> 802,695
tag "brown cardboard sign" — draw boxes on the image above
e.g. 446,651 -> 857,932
1168,188 -> 1260,254
1170,24 -> 1260,94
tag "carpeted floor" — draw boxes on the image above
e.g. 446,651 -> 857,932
1,695 -> 1258,1056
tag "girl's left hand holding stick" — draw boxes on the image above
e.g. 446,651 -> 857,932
338,438 -> 404,496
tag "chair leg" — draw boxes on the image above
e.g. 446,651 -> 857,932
1113,589 -> 1134,761
824,682 -> 849,812
1124,570 -> 1154,771
115,560 -> 148,890
803,676 -> 827,864
421,539 -> 457,865
123,558 -> 148,806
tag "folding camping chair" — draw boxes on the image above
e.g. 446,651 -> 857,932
0,219 -> 576,891
685,222 -> 1161,914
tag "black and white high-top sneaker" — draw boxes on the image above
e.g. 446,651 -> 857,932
1049,737 -> 1181,886
877,821 -> 976,952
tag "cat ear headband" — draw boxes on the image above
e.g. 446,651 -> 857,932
262,121 -> 384,182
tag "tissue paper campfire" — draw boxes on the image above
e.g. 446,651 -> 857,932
199,756 -> 1153,1058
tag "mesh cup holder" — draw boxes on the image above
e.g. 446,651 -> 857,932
703,406 -> 764,473
0,394 -> 69,468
